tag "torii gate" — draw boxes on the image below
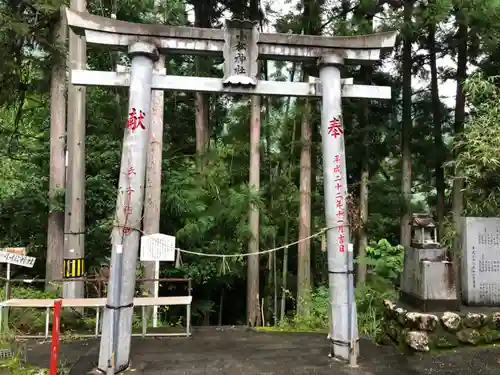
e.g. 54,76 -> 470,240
64,8 -> 396,374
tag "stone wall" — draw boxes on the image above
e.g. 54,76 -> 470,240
382,300 -> 500,352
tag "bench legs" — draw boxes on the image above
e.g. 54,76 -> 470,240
186,304 -> 191,336
142,305 -> 147,337
95,307 -> 100,337
45,307 -> 50,339
0,305 -> 3,336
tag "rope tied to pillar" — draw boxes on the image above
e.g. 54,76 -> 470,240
113,225 -> 336,259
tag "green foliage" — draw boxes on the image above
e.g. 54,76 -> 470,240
451,72 -> 500,216
275,285 -> 330,332
273,238 -> 402,340
355,279 -> 398,342
360,239 -> 404,282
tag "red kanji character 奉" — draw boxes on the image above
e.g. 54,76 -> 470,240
123,227 -> 132,236
127,167 -> 136,176
126,186 -> 135,196
123,205 -> 133,215
328,118 -> 343,138
338,244 -> 345,253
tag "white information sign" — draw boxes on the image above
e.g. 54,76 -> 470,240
140,234 -> 176,262
0,251 -> 36,268
461,217 -> 500,305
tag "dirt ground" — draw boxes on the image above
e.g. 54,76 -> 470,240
23,327 -> 500,375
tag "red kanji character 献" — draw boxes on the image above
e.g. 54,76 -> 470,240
127,167 -> 136,176
328,118 -> 343,138
127,108 -> 146,131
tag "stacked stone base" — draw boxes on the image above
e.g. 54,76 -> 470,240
383,300 -> 500,352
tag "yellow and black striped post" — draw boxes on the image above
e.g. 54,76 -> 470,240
63,258 -> 85,279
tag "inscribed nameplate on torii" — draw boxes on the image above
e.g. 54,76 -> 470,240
222,19 -> 259,87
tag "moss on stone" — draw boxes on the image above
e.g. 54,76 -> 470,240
381,299 -> 500,353
479,325 -> 500,344
429,330 -> 460,349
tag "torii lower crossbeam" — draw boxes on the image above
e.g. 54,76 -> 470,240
71,71 -> 391,99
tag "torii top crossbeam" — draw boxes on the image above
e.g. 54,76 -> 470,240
65,8 -> 396,64
64,8 -> 397,99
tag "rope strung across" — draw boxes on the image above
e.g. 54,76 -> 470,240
115,224 -> 344,275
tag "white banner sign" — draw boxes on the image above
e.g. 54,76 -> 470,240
0,251 -> 36,268
140,234 -> 176,262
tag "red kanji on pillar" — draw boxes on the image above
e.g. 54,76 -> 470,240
328,117 -> 343,138
126,186 -> 135,196
127,108 -> 146,131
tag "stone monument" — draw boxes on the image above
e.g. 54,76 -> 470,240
461,217 -> 500,306
400,213 -> 458,311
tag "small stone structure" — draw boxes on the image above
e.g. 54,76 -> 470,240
400,214 -> 458,311
382,300 -> 500,352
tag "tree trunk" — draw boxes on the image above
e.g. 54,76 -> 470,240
247,95 -> 261,327
194,4 -> 210,169
143,56 -> 165,308
429,22 -> 445,240
357,128 -> 369,285
400,0 -> 413,250
451,10 -> 468,302
297,98 -> 312,315
46,12 -> 67,293
355,7 -> 374,284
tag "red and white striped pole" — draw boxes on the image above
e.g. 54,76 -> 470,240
50,299 -> 62,375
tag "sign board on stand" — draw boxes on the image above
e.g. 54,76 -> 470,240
0,247 -> 35,331
1,248 -> 26,256
140,234 -> 176,328
140,234 -> 176,262
0,249 -> 35,268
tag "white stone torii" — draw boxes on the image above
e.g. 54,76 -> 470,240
64,8 -> 396,374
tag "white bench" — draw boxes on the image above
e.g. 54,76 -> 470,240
0,296 -> 192,339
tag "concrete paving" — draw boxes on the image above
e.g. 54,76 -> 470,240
24,327 -> 500,375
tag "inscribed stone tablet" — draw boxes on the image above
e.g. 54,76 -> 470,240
461,217 -> 500,305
